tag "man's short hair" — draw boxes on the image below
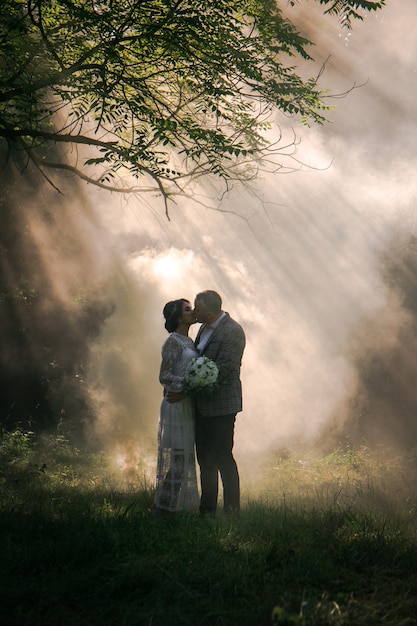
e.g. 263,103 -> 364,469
196,290 -> 222,314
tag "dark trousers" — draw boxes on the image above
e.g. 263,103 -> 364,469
195,410 -> 240,514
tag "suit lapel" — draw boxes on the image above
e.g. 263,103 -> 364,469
195,313 -> 229,351
203,313 -> 228,350
195,323 -> 206,347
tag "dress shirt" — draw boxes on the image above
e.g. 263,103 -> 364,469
197,312 -> 226,353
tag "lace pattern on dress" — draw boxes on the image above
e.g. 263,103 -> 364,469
155,333 -> 199,512
159,333 -> 196,392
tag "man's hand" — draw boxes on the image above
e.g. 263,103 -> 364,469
164,390 -> 187,404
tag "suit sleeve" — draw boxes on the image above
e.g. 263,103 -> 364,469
215,324 -> 245,385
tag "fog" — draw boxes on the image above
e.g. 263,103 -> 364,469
87,2 -> 417,467
2,1 -> 417,481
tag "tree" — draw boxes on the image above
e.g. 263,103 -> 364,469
0,0 -> 385,213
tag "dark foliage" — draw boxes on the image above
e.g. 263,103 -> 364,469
0,150 -> 114,438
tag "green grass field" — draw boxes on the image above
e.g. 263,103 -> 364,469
1,429 -> 417,625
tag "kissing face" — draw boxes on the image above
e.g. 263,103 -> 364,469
193,298 -> 210,324
181,301 -> 197,326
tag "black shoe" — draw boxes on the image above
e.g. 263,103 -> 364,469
224,505 -> 240,517
199,509 -> 216,518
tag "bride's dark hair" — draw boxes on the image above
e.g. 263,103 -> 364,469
163,299 -> 188,333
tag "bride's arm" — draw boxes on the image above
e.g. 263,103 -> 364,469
159,335 -> 185,393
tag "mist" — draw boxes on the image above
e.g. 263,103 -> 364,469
2,2 -> 417,484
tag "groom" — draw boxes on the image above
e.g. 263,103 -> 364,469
193,290 -> 246,515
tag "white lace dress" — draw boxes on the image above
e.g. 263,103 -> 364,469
154,332 -> 199,512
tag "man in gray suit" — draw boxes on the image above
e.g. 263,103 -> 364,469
193,290 -> 246,516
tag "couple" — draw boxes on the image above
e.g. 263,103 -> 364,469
154,290 -> 246,517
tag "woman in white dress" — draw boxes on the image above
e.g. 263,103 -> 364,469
153,299 -> 200,516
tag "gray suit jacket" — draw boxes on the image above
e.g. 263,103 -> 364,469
194,312 -> 245,417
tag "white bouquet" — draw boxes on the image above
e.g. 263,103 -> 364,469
184,356 -> 219,396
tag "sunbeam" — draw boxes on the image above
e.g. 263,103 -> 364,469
2,1 -> 417,490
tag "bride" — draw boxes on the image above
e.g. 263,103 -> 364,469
153,298 -> 199,516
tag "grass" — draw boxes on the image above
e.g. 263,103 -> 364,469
1,430 -> 417,625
